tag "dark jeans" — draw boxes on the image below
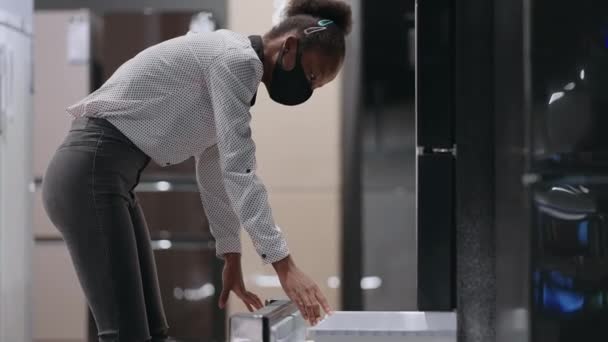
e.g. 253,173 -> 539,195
42,117 -> 169,342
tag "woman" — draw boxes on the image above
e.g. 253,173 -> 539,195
42,0 -> 352,341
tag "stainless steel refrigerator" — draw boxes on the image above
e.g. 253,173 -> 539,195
0,0 -> 33,340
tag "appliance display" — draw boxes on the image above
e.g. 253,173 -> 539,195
528,1 -> 608,340
0,1 -> 33,340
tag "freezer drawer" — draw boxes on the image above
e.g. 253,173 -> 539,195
230,300 -> 307,342
309,311 -> 456,342
229,302 -> 456,342
417,154 -> 455,310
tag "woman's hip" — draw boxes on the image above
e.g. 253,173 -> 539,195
42,117 -> 150,218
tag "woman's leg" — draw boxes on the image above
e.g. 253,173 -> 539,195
129,198 -> 169,340
42,122 -> 159,341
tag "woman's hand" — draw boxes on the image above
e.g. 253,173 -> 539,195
273,256 -> 333,325
219,253 -> 264,312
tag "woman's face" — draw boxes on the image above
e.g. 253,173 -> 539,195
275,36 -> 343,90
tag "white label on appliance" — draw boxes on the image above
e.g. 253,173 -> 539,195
67,16 -> 90,65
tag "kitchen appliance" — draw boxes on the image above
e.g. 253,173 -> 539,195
0,0 -> 33,340
230,300 -> 307,342
309,311 -> 456,342
229,301 -> 457,342
415,0 -> 456,311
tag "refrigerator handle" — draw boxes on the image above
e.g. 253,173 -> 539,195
0,45 -> 5,136
0,44 -> 9,137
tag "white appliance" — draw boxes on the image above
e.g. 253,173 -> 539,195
0,0 -> 33,341
229,301 -> 457,342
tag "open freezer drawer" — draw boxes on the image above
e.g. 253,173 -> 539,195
309,311 -> 456,342
229,301 -> 457,342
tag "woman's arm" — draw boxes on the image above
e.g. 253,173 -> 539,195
205,49 -> 332,323
206,49 -> 289,264
195,145 -> 243,257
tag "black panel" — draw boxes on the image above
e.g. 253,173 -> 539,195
341,0 -> 364,311
453,0 -> 496,340
417,154 -> 455,310
416,0 -> 454,148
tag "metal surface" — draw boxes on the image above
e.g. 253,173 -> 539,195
0,2 -> 33,341
229,300 -> 307,342
453,0 -> 497,341
309,311 -> 456,342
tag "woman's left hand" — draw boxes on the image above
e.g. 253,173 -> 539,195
219,253 -> 264,312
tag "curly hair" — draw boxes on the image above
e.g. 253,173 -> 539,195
266,0 -> 353,59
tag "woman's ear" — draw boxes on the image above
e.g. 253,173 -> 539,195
279,36 -> 300,71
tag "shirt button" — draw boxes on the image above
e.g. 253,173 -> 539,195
262,254 -> 267,259
166,163 -> 171,166
246,169 -> 251,173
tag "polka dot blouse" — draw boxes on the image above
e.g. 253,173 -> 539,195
66,30 -> 289,264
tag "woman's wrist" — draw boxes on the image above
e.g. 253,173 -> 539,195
224,253 -> 241,264
272,255 -> 295,275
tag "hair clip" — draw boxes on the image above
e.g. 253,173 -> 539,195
318,19 -> 334,27
304,26 -> 328,35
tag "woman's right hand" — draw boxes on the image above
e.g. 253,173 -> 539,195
273,256 -> 333,325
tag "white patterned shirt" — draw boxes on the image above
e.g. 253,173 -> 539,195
66,30 -> 289,264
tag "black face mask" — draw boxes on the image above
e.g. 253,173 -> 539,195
268,41 -> 313,106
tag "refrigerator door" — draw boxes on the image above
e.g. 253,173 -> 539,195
416,0 -> 454,149
0,24 -> 33,342
416,153 -> 455,311
416,0 -> 456,311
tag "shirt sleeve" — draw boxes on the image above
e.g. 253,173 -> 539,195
203,48 -> 289,264
195,145 -> 243,258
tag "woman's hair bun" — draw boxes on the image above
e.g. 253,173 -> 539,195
285,0 -> 352,34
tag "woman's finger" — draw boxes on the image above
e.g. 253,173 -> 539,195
235,288 -> 256,312
246,292 -> 262,310
314,286 -> 333,315
244,300 -> 254,312
302,291 -> 317,324
312,304 -> 321,320
293,293 -> 308,321
247,291 -> 264,310
219,287 -> 230,309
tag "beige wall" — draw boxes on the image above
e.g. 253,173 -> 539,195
226,0 -> 342,316
33,10 -> 90,341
